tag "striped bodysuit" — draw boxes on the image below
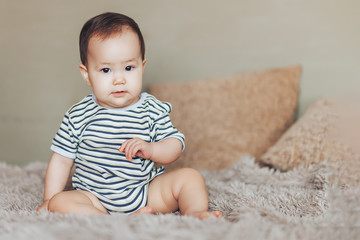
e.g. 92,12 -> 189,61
51,93 -> 185,214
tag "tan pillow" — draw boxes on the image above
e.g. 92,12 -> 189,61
148,65 -> 301,170
260,96 -> 360,187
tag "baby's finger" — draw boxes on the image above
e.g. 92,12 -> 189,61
124,139 -> 138,161
36,201 -> 49,214
124,144 -> 131,161
128,141 -> 141,161
119,140 -> 128,152
120,139 -> 135,153
131,144 -> 142,159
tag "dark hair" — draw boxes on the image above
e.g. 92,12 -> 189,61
79,12 -> 145,65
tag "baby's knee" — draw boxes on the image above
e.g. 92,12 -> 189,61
48,192 -> 67,214
178,168 -> 205,184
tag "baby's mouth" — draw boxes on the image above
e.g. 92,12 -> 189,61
111,91 -> 127,96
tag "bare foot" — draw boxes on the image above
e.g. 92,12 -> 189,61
187,210 -> 223,220
130,206 -> 154,215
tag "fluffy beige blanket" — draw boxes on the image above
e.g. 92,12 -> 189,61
1,157 -> 359,239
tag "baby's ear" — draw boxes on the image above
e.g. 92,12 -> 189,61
142,59 -> 147,73
142,59 -> 147,68
79,64 -> 90,86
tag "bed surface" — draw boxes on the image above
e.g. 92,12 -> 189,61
1,157 -> 359,240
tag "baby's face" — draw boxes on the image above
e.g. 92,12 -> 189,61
80,29 -> 146,109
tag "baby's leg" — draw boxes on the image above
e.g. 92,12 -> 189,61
148,168 -> 222,219
48,190 -> 108,215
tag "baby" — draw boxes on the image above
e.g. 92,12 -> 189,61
37,12 -> 222,219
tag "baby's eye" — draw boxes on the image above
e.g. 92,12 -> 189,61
101,68 -> 110,73
125,66 -> 134,71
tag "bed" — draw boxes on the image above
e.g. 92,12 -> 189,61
1,65 -> 359,239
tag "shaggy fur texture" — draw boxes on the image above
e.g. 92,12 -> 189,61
1,157 -> 359,240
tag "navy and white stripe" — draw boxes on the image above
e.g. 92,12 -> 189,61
51,93 -> 185,214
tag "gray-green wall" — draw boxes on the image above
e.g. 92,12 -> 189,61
1,0 -> 359,165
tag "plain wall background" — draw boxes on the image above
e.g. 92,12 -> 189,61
1,0 -> 359,165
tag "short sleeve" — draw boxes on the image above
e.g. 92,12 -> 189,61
50,112 -> 78,159
150,101 -> 185,151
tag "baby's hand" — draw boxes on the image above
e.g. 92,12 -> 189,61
36,200 -> 49,214
119,138 -> 153,161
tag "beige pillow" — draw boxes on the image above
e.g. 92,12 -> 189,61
148,65 -> 302,170
260,96 -> 360,187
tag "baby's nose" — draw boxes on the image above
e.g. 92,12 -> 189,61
113,76 -> 126,85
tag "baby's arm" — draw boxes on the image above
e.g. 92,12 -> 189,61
119,138 -> 182,164
36,152 -> 74,212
